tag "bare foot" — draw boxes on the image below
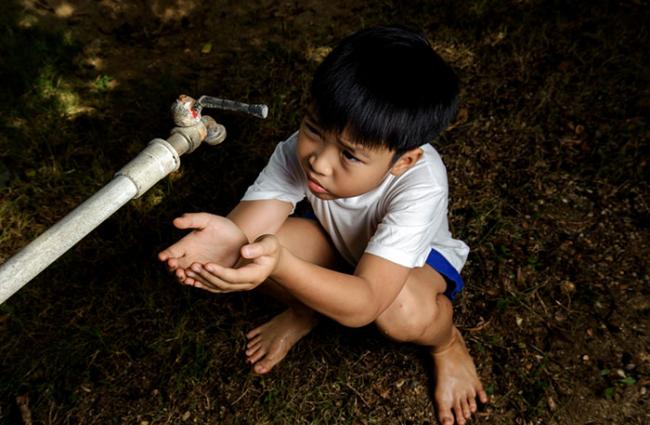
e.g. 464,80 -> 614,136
431,327 -> 488,425
245,308 -> 318,374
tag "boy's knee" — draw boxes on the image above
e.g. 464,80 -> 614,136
375,298 -> 437,342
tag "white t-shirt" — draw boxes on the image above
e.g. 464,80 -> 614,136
241,132 -> 469,272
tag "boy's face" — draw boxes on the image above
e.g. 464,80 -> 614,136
296,111 -> 397,200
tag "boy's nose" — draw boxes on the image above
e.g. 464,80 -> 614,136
309,149 -> 333,176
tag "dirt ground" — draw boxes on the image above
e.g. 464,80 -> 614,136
0,0 -> 648,424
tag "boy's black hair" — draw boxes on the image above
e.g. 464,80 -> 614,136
310,26 -> 459,158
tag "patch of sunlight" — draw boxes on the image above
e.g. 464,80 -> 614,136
62,29 -> 75,45
132,186 -> 167,213
305,46 -> 332,63
34,66 -> 97,117
35,64 -> 62,98
91,74 -> 118,92
83,57 -> 106,71
57,90 -> 96,117
168,169 -> 184,182
484,29 -> 508,47
17,13 -> 39,28
152,0 -> 199,22
6,117 -> 28,129
28,162 -> 64,181
21,0 -> 76,18
430,41 -> 476,70
54,1 -> 75,18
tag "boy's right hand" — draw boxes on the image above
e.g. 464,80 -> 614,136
158,213 -> 248,283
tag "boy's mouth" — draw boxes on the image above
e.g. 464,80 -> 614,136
307,177 -> 329,194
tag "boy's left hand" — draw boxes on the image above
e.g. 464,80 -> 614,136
186,234 -> 282,293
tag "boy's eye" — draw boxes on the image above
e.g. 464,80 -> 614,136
342,150 -> 361,162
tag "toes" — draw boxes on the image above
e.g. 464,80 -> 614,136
248,348 -> 266,364
477,387 -> 489,404
253,359 -> 272,374
246,334 -> 262,347
246,344 -> 262,357
437,408 -> 454,425
469,397 -> 478,413
461,398 -> 471,420
246,327 -> 263,339
453,404 -> 466,425
438,415 -> 454,425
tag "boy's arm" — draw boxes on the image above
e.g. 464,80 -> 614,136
227,200 -> 293,242
273,248 -> 410,327
190,236 -> 410,327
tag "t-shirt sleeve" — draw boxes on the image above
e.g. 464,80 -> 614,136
241,132 -> 306,212
364,184 -> 447,268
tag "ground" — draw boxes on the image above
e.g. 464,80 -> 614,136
0,0 -> 648,424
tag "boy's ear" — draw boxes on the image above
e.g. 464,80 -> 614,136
390,147 -> 423,176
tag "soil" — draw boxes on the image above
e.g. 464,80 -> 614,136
0,0 -> 648,424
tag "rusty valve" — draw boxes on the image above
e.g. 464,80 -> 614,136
171,94 -> 268,146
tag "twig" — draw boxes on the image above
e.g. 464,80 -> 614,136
345,383 -> 370,408
461,317 -> 493,333
16,394 -> 32,425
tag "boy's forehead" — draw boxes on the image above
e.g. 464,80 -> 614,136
303,109 -> 391,156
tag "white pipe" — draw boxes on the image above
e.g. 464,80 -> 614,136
0,138 -> 181,304
0,92 -> 244,304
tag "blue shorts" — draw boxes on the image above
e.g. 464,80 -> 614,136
425,249 -> 464,301
300,211 -> 464,301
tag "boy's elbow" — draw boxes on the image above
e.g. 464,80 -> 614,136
339,315 -> 372,328
334,286 -> 383,328
337,306 -> 380,328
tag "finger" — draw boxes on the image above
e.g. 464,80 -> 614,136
168,257 -> 181,269
182,270 -> 205,286
186,269 -> 227,291
186,269 -> 232,293
192,280 -> 226,294
188,266 -> 254,292
165,260 -> 176,273
181,275 -> 196,286
173,212 -> 216,230
241,236 -> 277,259
175,268 -> 187,280
203,262 -> 264,285
159,247 -> 181,262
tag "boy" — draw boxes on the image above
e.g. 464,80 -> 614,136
159,26 -> 487,425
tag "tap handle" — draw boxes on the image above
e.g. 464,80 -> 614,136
197,95 -> 268,119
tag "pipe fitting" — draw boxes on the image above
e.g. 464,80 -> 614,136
115,138 -> 180,198
169,123 -> 207,154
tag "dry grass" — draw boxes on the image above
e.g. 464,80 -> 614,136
1,0 -> 648,424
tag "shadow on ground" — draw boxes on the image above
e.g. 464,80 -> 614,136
0,0 -> 648,423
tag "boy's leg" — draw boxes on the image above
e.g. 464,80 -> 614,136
245,217 -> 343,374
374,266 -> 487,425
